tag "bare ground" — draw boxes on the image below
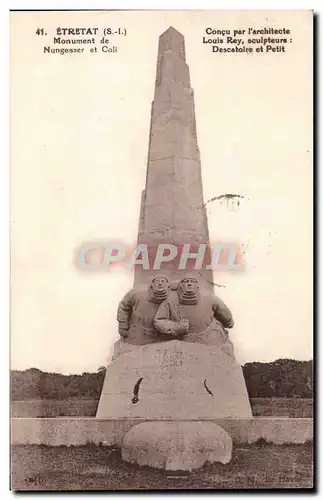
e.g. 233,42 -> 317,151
11,442 -> 314,491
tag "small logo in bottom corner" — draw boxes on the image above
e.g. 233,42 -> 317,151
24,475 -> 46,487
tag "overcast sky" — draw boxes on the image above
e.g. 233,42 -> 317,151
11,10 -> 312,373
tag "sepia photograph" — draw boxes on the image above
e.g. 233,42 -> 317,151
10,9 -> 313,491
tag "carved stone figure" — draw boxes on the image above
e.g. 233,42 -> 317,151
117,275 -> 171,345
153,274 -> 235,356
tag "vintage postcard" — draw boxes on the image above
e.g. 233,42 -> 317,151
10,9 -> 313,491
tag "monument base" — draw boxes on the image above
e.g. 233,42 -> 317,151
122,421 -> 232,471
96,340 -> 252,419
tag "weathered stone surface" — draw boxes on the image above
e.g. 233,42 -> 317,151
122,421 -> 232,470
11,417 -> 314,447
96,340 -> 252,418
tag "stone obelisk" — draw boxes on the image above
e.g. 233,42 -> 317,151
135,27 -> 213,289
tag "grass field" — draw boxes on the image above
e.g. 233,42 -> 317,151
11,397 -> 313,418
11,442 -> 313,490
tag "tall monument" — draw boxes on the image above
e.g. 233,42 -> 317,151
97,28 -> 252,470
135,27 -> 213,289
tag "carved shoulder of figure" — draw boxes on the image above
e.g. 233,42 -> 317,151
212,295 -> 234,329
116,287 -> 141,333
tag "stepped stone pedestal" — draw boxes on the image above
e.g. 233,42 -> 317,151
97,338 -> 250,470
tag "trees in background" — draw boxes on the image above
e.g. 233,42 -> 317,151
243,359 -> 313,398
11,367 -> 106,400
11,360 -> 312,400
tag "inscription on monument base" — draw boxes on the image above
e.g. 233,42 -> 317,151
96,340 -> 252,419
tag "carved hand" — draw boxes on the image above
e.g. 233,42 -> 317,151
177,318 -> 189,334
172,318 -> 189,338
118,325 -> 129,338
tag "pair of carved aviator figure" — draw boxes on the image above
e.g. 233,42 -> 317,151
117,275 -> 235,357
